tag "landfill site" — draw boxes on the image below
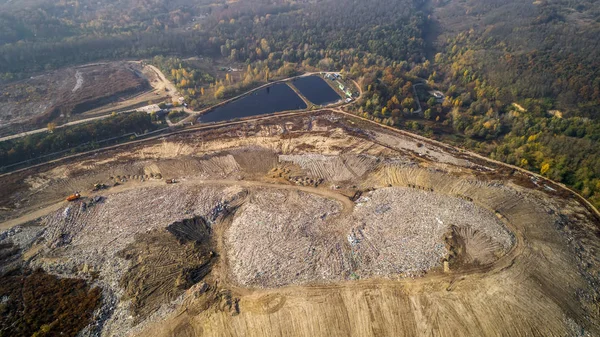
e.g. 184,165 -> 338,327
0,111 -> 599,337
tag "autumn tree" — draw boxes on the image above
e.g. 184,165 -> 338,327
424,109 -> 432,120
214,85 -> 226,99
47,122 -> 56,133
540,162 -> 551,176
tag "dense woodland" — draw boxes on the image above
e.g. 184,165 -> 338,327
348,0 -> 600,209
0,0 -> 599,207
427,0 -> 600,208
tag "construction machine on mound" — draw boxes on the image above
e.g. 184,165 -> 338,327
93,183 -> 108,191
66,193 -> 81,202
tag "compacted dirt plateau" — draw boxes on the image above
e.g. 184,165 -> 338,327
0,112 -> 598,337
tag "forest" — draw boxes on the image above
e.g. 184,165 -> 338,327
429,0 -> 600,208
0,0 -> 598,207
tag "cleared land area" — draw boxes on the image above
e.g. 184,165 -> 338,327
0,62 -> 159,139
0,112 -> 598,337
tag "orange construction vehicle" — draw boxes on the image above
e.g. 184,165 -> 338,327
66,193 -> 81,202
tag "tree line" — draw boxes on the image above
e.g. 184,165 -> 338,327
0,112 -> 157,167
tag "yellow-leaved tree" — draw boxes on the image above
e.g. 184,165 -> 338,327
214,85 -> 226,99
540,162 -> 551,176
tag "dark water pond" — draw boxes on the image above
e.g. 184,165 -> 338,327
198,83 -> 307,123
292,76 -> 341,105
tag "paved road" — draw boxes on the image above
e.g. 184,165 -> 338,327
0,115 -> 116,142
0,71 -> 362,176
0,64 -> 168,142
0,62 -> 201,142
0,109 -> 318,178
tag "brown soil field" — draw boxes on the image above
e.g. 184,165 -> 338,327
0,111 -> 598,337
0,62 -> 150,137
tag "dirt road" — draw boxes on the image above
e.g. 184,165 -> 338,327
2,111 -> 598,337
0,177 -> 354,231
0,114 -> 127,142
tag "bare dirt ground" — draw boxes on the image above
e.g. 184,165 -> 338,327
0,62 -> 194,142
77,64 -> 169,117
0,112 -> 599,337
0,62 -> 150,138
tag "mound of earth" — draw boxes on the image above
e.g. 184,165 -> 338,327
225,187 -> 513,288
0,111 -> 598,337
118,218 -> 214,322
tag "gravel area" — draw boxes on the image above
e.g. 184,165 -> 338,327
225,186 -> 514,288
226,189 -> 343,287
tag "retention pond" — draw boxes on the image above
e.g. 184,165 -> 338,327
292,76 -> 341,106
198,83 -> 307,123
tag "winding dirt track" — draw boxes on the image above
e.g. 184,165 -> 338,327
0,174 -> 520,284
0,178 -> 354,230
2,89 -> 598,336
333,108 -> 600,220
